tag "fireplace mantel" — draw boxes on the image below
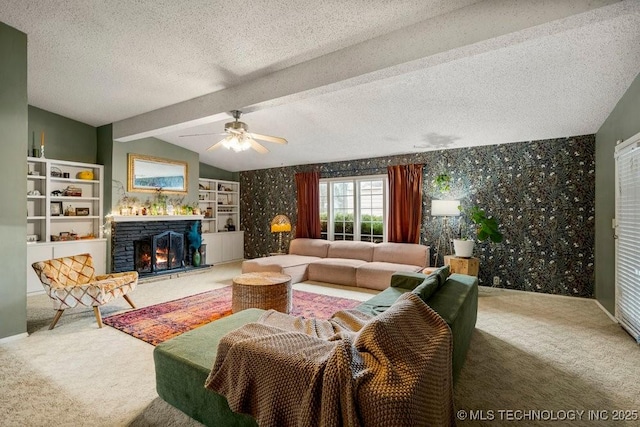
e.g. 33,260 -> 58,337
108,215 -> 204,222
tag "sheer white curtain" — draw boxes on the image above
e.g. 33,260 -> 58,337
615,131 -> 640,343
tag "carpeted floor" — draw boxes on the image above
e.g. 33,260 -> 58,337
1,262 -> 639,426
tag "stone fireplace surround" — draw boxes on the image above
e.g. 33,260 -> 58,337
110,215 -> 204,275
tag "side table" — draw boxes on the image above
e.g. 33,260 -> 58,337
444,256 -> 479,277
231,272 -> 292,313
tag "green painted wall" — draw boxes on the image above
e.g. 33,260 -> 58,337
0,22 -> 28,339
595,71 -> 640,315
111,137 -> 200,210
199,162 -> 239,181
97,124 -> 114,271
28,105 -> 97,163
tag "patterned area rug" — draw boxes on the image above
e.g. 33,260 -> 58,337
103,286 -> 360,345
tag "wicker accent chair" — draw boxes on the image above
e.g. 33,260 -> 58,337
31,253 -> 138,329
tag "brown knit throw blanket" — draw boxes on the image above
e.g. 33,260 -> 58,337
205,292 -> 454,427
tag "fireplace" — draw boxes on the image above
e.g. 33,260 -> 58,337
134,231 -> 185,274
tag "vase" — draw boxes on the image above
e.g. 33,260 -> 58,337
453,239 -> 475,258
192,249 -> 201,267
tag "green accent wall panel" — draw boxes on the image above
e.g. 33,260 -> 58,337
199,162 -> 237,181
28,105 -> 97,163
0,22 -> 28,339
595,71 -> 640,315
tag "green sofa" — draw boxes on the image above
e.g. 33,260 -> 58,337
153,271 -> 478,426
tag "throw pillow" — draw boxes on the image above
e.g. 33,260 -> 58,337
411,276 -> 439,302
429,265 -> 451,288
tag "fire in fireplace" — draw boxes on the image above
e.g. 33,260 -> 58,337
134,231 -> 185,274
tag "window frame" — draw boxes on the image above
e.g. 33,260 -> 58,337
320,174 -> 388,242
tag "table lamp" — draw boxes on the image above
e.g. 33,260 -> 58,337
271,214 -> 292,254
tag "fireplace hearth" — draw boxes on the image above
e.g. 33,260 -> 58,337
110,217 -> 205,275
135,231 -> 185,274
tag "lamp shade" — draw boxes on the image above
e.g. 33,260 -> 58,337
431,200 -> 461,216
270,214 -> 292,232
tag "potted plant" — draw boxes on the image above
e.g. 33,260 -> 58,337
454,205 -> 503,257
434,173 -> 451,193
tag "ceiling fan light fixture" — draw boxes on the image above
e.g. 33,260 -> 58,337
222,134 -> 252,152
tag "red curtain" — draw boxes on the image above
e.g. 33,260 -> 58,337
295,171 -> 321,239
388,164 -> 423,243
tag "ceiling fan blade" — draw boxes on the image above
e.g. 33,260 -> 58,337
248,138 -> 269,154
179,132 -> 224,138
250,133 -> 288,145
207,140 -> 225,151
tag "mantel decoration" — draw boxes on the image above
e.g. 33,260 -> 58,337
128,154 -> 187,194
271,214 -> 292,254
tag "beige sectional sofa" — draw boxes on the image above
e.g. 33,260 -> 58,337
241,238 -> 429,290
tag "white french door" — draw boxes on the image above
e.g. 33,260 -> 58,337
615,131 -> 640,343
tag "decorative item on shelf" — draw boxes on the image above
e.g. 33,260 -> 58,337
30,132 -> 39,157
50,201 -> 63,216
64,205 -> 76,216
27,190 -> 41,196
39,131 -> 45,159
225,217 -> 236,231
205,207 -> 213,218
63,186 -> 82,197
28,170 -> 40,176
50,167 -> 63,178
75,207 -> 90,216
431,199 -> 460,266
77,170 -> 94,180
27,234 -> 38,243
63,172 -> 70,178
270,214 -> 291,254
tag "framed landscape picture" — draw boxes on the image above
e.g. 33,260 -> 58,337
127,154 -> 188,194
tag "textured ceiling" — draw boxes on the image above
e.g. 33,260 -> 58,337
2,1 -> 640,172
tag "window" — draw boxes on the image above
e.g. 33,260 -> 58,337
320,175 -> 387,242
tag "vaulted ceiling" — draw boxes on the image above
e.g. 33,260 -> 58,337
2,0 -> 639,172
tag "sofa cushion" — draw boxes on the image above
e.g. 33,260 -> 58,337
431,265 -> 451,288
327,241 -> 375,262
243,255 -> 319,270
307,258 -> 367,286
355,262 -> 423,291
289,238 -> 331,258
242,255 -> 321,283
372,242 -> 429,268
411,276 -> 439,302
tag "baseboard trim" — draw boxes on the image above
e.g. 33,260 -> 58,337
0,332 -> 28,344
595,300 -> 617,323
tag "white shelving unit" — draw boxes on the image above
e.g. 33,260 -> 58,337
198,178 -> 243,263
26,157 -> 106,294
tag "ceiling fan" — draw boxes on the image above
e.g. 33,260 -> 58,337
179,110 -> 287,154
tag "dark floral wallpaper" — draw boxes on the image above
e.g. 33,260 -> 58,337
240,135 -> 595,298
